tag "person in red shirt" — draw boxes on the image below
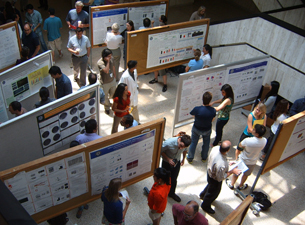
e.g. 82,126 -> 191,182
111,83 -> 130,133
147,168 -> 171,225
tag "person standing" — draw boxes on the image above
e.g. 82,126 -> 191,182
119,60 -> 140,123
200,44 -> 212,68
49,66 -> 72,99
25,4 -> 47,52
43,8 -> 63,63
22,24 -> 40,58
186,92 -> 216,163
121,20 -> 135,68
120,114 -> 138,130
189,6 -> 206,21
200,141 -> 241,214
67,28 -> 91,87
161,134 -> 191,202
185,49 -> 203,72
289,96 -> 305,116
9,101 -> 27,117
34,87 -> 56,108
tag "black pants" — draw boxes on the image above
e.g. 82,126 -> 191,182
201,173 -> 222,208
262,130 -> 275,154
162,159 -> 180,195
213,119 -> 229,146
237,132 -> 251,150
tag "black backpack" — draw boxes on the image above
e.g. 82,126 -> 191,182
250,191 -> 272,211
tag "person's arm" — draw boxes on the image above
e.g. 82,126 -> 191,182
67,47 -> 79,55
32,44 -> 40,58
64,81 -> 73,96
226,167 -> 241,177
122,197 -> 131,219
181,150 -> 187,166
112,64 -> 116,79
214,98 -> 231,112
246,114 -> 254,133
235,147 -> 243,160
210,98 -> 223,106
112,102 -> 128,113
203,65 -> 209,68
173,215 -> 179,225
87,47 -> 90,57
263,115 -> 267,126
161,152 -> 175,166
185,66 -> 190,72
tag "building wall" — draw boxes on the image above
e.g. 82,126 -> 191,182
270,8 -> 305,30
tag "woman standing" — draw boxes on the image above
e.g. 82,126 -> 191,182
210,84 -> 234,146
148,168 -> 171,225
185,49 -> 203,72
200,44 -> 212,68
112,83 -> 130,133
105,23 -> 123,81
101,178 -> 131,225
159,15 -> 167,26
262,81 -> 280,115
121,20 -> 135,68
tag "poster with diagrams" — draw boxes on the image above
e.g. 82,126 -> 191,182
146,24 -> 207,68
4,153 -> 88,215
90,130 -> 156,195
280,116 -> 305,161
178,70 -> 225,122
37,91 -> 98,155
92,8 -> 127,45
129,4 -> 166,30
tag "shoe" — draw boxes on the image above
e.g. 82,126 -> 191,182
237,184 -> 248,190
84,204 -> 89,210
162,85 -> 167,92
259,154 -> 265,161
161,212 -> 164,217
168,193 -> 181,202
186,157 -> 193,164
105,109 -> 110,115
226,178 -> 234,190
143,187 -> 150,196
76,209 -> 83,219
59,53 -> 63,58
149,78 -> 158,84
201,204 -> 215,214
201,159 -> 207,163
199,191 -> 205,200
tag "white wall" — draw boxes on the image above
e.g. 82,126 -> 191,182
270,8 -> 305,30
252,0 -> 302,12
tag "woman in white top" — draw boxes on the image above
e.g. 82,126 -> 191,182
262,81 -> 280,115
260,99 -> 289,160
200,44 -> 212,68
105,23 -> 123,81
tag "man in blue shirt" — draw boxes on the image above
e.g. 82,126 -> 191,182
49,66 -> 72,99
79,72 -> 105,104
25,4 -> 47,52
290,97 -> 305,116
120,114 -> 138,130
187,92 -> 216,164
43,8 -> 63,63
22,24 -> 40,58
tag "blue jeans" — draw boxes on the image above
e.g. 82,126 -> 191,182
187,126 -> 211,160
36,31 -> 47,52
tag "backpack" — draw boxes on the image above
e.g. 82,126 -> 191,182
250,191 -> 272,211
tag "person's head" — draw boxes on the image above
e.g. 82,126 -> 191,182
126,20 -> 135,31
113,83 -> 128,105
120,114 -> 134,128
202,91 -> 212,105
264,81 -> 280,101
153,168 -> 171,185
20,46 -> 30,59
178,134 -> 191,149
183,201 -> 199,221
102,48 -> 112,62
194,49 -> 201,61
254,103 -> 267,119
12,13 -> 20,22
143,18 -> 151,28
159,15 -> 167,25
111,23 -> 119,33
39,87 -> 50,101
197,6 -> 206,16
25,4 -> 34,14
70,140 -> 80,148
24,24 -> 31,36
75,1 -> 84,13
105,178 -> 122,201
49,66 -> 62,79
9,101 -> 22,115
76,27 -> 83,39
48,8 -> 55,16
219,140 -> 231,154
85,119 -> 97,133
273,99 -> 289,120
127,60 -> 137,71
88,73 -> 97,85
252,124 -> 266,138
221,84 -> 234,103
203,44 -> 212,58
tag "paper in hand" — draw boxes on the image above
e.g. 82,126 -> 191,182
120,190 -> 129,199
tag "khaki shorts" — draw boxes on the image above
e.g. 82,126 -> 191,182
244,164 -> 255,176
48,37 -> 62,51
149,209 -> 162,221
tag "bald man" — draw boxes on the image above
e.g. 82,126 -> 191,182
172,201 -> 208,225
200,140 -> 241,214
22,24 -> 40,58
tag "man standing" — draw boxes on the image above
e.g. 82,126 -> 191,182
187,92 -> 216,164
49,66 -> 72,99
200,140 -> 241,214
172,201 -> 208,225
161,134 -> 191,202
43,8 -> 63,63
9,101 -> 27,117
25,4 -> 47,52
226,124 -> 267,190
67,28 -> 91,87
290,97 -> 305,116
22,24 -> 40,58
119,60 -> 140,123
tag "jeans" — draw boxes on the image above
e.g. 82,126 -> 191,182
201,172 -> 222,208
187,126 -> 211,160
213,119 -> 228,146
36,31 -> 47,52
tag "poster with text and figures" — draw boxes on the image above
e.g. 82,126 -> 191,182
147,25 -> 207,68
90,130 -> 156,195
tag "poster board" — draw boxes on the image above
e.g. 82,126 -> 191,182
0,84 -> 100,171
90,0 -> 168,47
0,51 -> 53,123
173,56 -> 270,128
0,21 -> 22,72
0,118 -> 165,223
127,19 -> 210,75
262,111 -> 305,174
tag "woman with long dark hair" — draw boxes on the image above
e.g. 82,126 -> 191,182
200,44 -> 212,68
210,84 -> 234,146
263,81 -> 280,114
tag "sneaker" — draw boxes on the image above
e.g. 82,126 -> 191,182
237,184 -> 248,190
84,204 -> 89,210
162,85 -> 167,92
226,178 -> 234,190
105,109 -> 110,115
201,159 -> 207,163
76,209 -> 83,219
186,158 -> 193,164
149,78 -> 158,84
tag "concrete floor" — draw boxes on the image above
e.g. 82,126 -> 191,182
7,0 -> 305,224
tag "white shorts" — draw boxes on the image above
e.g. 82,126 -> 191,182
48,37 -> 62,51
148,209 -> 161,221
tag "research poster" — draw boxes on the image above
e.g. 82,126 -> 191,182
0,25 -> 20,70
146,24 -> 207,68
92,8 -> 128,45
129,4 -> 166,30
280,116 -> 305,161
4,152 -> 88,215
90,130 -> 156,195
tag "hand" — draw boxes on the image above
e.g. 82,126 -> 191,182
79,23 -> 84,28
74,51 -> 79,55
229,161 -> 236,166
151,20 -> 154,25
232,167 -> 242,176
180,159 -> 185,166
168,159 -> 175,166
126,197 -> 131,205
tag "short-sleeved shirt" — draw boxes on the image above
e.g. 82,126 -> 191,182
25,10 -> 43,33
200,53 -> 211,68
243,112 -> 265,137
97,58 -> 115,84
105,32 -> 122,49
161,137 -> 187,162
55,74 -> 72,99
188,59 -> 203,72
67,34 -> 91,56
101,186 -> 123,224
207,146 -> 229,182
43,16 -> 62,41
22,31 -> 40,58
148,182 -> 171,213
172,204 -> 208,225
113,91 -> 131,117
35,98 -> 56,108
240,137 -> 267,165
190,105 -> 216,131
189,11 -> 205,21
75,132 -> 102,144
124,120 -> 138,130
65,9 -> 89,31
